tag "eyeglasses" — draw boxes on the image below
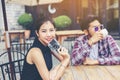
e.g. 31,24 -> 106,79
89,24 -> 104,32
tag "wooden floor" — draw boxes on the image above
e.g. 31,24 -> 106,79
61,65 -> 120,80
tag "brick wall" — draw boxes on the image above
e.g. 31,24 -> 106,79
5,3 -> 25,30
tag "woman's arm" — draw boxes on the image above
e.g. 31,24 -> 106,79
28,48 -> 50,80
50,59 -> 69,80
28,47 -> 70,80
50,47 -> 70,80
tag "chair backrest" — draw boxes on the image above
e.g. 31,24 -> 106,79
0,51 -> 25,64
0,34 -> 34,80
0,59 -> 24,80
62,37 -> 76,53
11,43 -> 33,55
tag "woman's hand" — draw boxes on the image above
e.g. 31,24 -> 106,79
58,47 -> 70,60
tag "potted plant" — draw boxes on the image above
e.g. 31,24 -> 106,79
53,15 -> 72,30
18,13 -> 33,39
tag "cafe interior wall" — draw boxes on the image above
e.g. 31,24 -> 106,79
2,0 -> 120,32
25,0 -> 79,30
25,0 -> 119,30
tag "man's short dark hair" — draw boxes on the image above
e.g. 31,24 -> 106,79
80,15 -> 101,30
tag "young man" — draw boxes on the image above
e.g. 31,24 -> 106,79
71,16 -> 120,65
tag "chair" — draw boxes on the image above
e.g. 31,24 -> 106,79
0,51 -> 25,80
62,37 -> 76,53
0,51 -> 25,64
0,59 -> 24,80
11,43 -> 33,55
0,32 -> 33,80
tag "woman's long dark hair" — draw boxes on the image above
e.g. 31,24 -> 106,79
34,16 -> 55,33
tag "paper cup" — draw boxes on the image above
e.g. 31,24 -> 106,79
100,29 -> 108,38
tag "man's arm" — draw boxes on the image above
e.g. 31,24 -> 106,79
71,36 -> 91,65
98,36 -> 120,65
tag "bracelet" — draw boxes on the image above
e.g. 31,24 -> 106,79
60,64 -> 66,68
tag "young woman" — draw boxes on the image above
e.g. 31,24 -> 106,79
21,17 -> 70,80
71,16 -> 120,65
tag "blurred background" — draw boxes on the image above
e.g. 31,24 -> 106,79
1,0 -> 120,34
1,0 -> 120,79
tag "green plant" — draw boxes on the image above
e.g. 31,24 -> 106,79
18,13 -> 33,30
53,15 -> 72,30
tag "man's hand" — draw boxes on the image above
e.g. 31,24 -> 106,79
83,58 -> 99,65
90,32 -> 103,44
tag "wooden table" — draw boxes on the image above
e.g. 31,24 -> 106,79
4,30 -> 25,42
56,30 -> 84,44
4,30 -> 25,48
61,65 -> 120,80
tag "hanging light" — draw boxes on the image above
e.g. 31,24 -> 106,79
48,4 -> 56,14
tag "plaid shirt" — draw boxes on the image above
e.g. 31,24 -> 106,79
71,35 -> 120,65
